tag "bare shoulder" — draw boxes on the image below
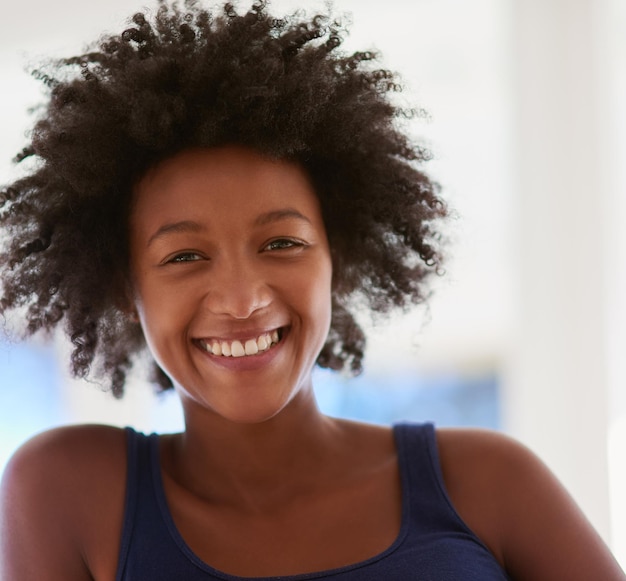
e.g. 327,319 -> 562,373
1,424 -> 127,581
2,424 -> 127,494
435,427 -> 536,496
435,428 -> 625,580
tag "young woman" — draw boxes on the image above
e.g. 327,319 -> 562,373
1,2 -> 624,579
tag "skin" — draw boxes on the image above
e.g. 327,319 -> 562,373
1,146 -> 625,580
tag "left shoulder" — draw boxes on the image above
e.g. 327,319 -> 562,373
435,428 -> 625,580
436,427 -> 539,489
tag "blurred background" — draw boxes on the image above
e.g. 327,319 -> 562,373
0,0 -> 624,567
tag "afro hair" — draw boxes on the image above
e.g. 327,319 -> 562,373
0,0 -> 447,397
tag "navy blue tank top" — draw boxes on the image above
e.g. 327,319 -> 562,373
115,423 -> 511,580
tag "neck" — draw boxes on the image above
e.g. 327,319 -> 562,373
165,389 -> 342,512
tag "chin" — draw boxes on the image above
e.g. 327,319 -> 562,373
186,389 -> 297,425
215,403 -> 289,425
173,371 -> 313,427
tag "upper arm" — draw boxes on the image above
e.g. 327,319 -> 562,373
0,425 -> 126,581
497,435 -> 625,580
437,429 -> 626,581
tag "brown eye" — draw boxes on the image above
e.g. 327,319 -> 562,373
167,252 -> 203,263
264,238 -> 305,251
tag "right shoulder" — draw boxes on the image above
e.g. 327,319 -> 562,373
1,424 -> 128,500
1,424 -> 128,581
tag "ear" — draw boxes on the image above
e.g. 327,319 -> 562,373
112,274 -> 139,322
125,308 -> 140,324
115,295 -> 140,323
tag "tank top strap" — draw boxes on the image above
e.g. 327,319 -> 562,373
393,422 -> 442,494
393,422 -> 471,535
115,427 -> 165,581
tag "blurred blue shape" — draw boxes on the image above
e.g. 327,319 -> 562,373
0,341 -> 65,472
314,366 -> 501,429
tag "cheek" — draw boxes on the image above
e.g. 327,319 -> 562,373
131,275 -> 192,356
302,259 -> 333,335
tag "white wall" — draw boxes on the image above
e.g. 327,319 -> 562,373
504,0 -> 625,556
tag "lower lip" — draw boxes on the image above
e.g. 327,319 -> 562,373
194,331 -> 287,372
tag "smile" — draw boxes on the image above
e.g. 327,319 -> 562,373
197,329 -> 282,358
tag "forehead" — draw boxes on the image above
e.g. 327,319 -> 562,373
130,146 -> 322,233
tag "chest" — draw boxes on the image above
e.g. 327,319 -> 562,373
107,426 -> 511,581
161,462 -> 403,577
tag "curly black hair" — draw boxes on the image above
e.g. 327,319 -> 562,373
0,0 -> 446,397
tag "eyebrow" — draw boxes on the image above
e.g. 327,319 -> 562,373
146,209 -> 312,247
254,208 -> 312,227
147,220 -> 205,247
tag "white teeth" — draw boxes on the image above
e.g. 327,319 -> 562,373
202,329 -> 282,358
244,339 -> 258,355
231,340 -> 245,357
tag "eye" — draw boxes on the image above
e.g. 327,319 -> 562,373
165,251 -> 204,264
263,238 -> 306,252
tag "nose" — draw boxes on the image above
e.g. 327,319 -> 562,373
203,260 -> 272,319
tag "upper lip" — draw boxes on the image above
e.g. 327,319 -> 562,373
192,326 -> 285,343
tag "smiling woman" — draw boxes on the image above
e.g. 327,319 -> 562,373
0,1 -> 624,580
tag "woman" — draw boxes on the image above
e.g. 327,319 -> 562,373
0,2 -> 624,579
